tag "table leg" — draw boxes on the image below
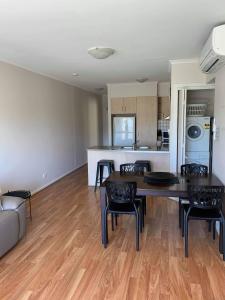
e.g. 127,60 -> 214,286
100,186 -> 107,245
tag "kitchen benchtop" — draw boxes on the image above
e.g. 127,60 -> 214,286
87,145 -> 169,153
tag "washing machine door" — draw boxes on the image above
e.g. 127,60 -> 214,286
186,123 -> 204,142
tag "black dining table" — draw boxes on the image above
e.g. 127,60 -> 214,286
99,172 -> 224,245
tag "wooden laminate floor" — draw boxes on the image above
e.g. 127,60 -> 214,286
0,166 -> 225,300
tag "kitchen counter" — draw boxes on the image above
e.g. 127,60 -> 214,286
87,145 -> 170,186
88,145 -> 169,153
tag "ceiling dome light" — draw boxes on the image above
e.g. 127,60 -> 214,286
88,47 -> 115,59
72,72 -> 79,76
136,77 -> 148,83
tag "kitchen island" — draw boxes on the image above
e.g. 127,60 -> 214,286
87,146 -> 170,186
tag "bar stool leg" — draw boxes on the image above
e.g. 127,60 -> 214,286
107,165 -> 111,177
94,164 -> 100,192
99,165 -> 104,186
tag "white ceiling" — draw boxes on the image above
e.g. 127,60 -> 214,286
0,0 -> 224,92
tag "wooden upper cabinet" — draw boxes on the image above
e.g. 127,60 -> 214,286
158,96 -> 170,119
111,98 -> 124,114
123,97 -> 136,114
136,96 -> 158,146
111,97 -> 136,114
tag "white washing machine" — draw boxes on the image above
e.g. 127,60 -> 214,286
186,116 -> 211,152
185,116 -> 211,167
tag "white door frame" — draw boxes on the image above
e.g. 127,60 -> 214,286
177,89 -> 187,171
170,83 -> 215,172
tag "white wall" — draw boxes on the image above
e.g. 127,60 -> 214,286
212,65 -> 225,184
101,94 -> 109,146
0,61 -> 101,194
171,60 -> 207,85
107,82 -> 158,98
158,82 -> 170,97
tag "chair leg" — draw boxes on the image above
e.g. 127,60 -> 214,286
213,221 -> 216,240
143,197 -> 146,215
111,213 -> 114,231
181,206 -> 185,237
139,207 -> 143,233
220,218 -> 225,260
136,214 -> 140,251
104,210 -> 108,248
28,197 -> 32,220
179,198 -> 181,228
142,203 -> 145,229
219,221 -> 223,254
184,214 -> 189,257
223,220 -> 225,261
115,214 -> 118,226
94,164 -> 99,192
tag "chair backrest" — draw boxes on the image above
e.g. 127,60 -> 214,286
120,163 -> 144,176
105,181 -> 137,205
181,163 -> 208,176
188,185 -> 224,210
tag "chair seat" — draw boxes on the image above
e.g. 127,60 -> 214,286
135,195 -> 146,200
184,205 -> 221,219
108,201 -> 140,213
98,160 -> 114,165
135,160 -> 151,172
3,190 -> 31,199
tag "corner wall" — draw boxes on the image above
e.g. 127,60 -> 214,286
0,61 -> 102,193
212,65 -> 225,184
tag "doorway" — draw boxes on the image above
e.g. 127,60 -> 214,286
176,86 -> 215,173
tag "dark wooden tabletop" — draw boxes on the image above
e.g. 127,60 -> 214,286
102,172 -> 224,198
100,172 -> 225,244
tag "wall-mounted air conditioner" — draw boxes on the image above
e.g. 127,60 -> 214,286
200,24 -> 225,74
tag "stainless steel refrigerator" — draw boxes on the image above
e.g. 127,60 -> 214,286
112,115 -> 136,146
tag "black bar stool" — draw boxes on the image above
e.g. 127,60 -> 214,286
135,160 -> 151,172
94,160 -> 115,192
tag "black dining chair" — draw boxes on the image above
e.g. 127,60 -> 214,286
183,185 -> 225,260
179,163 -> 208,230
120,163 -> 146,221
104,181 -> 143,251
120,163 -> 145,176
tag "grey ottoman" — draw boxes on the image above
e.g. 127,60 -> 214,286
0,211 -> 19,257
0,196 -> 26,257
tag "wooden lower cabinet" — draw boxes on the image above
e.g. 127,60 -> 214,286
136,96 -> 158,146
